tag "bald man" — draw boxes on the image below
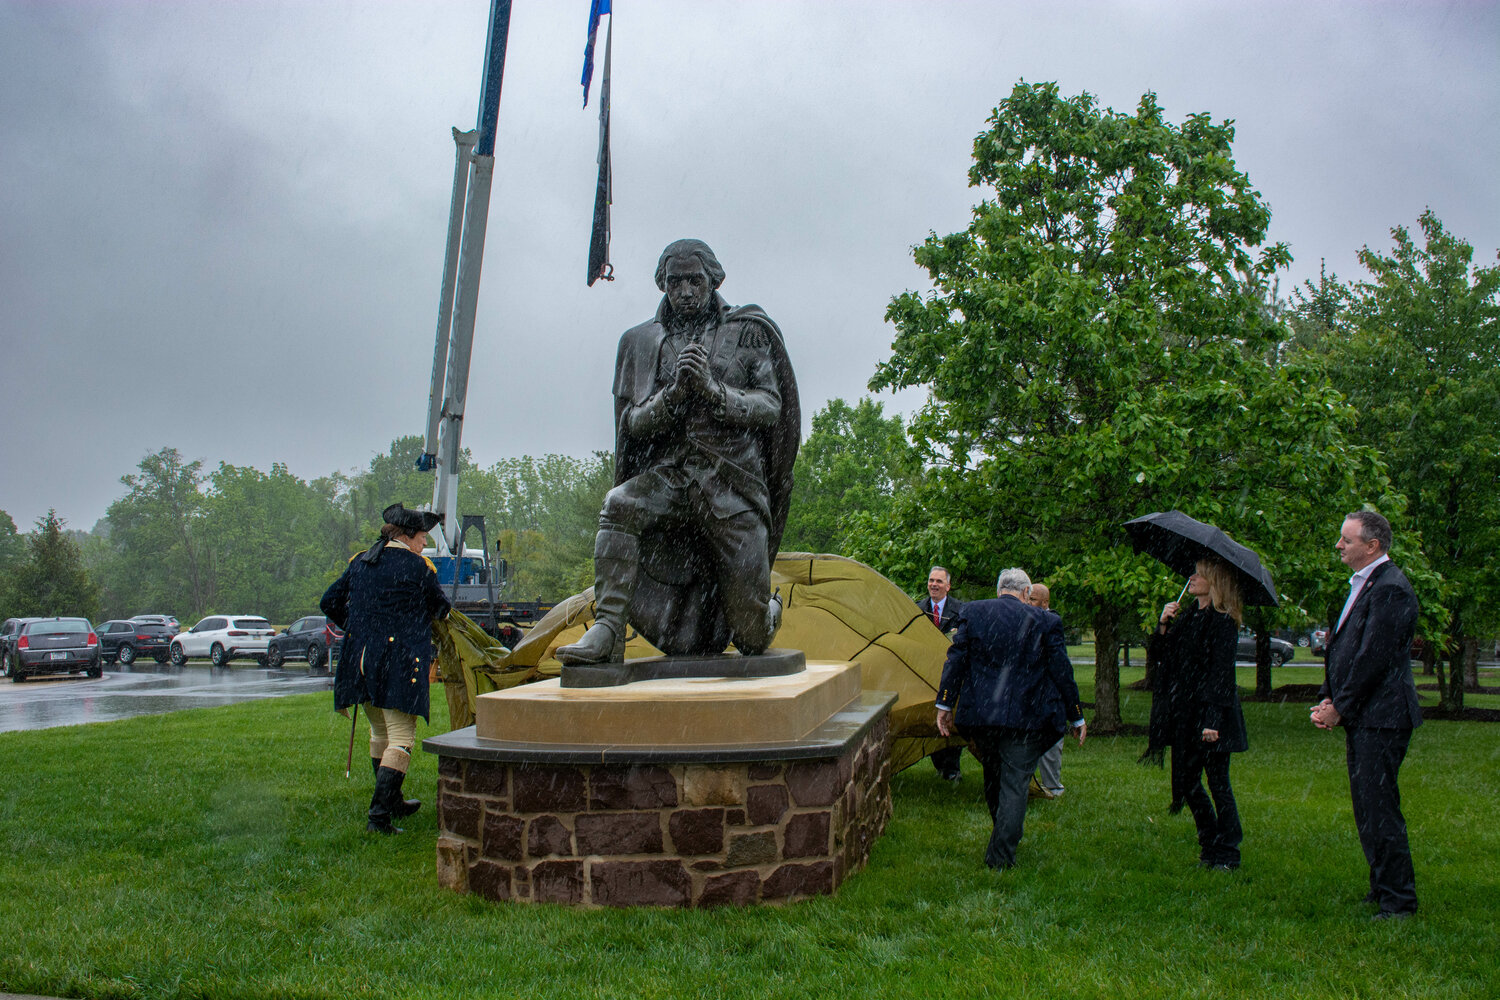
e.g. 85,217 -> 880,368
1028,583 -> 1067,799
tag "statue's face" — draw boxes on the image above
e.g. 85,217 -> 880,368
664,256 -> 713,318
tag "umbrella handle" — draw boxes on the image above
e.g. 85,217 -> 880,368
1176,580 -> 1190,604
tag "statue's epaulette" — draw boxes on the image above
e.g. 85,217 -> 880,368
735,324 -> 771,350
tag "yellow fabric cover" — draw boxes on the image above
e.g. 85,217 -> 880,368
436,554 -> 961,771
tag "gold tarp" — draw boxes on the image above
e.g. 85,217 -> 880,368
436,552 -> 960,772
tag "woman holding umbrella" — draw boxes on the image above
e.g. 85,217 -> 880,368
1144,557 -> 1249,870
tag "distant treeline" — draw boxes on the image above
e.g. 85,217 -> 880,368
0,436 -> 612,625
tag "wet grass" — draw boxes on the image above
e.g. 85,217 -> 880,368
1,673 -> 1497,1000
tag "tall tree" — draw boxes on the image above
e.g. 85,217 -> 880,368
0,510 -> 24,581
1320,212 -> 1500,708
3,511 -> 100,619
105,448 -> 213,617
781,398 -> 921,557
866,82 -> 1384,730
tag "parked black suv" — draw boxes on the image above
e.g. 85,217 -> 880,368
266,615 -> 343,672
9,618 -> 102,680
97,619 -> 175,665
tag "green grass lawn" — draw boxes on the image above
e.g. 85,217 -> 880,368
2,673 -> 1497,1000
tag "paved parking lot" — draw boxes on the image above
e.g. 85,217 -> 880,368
0,664 -> 333,733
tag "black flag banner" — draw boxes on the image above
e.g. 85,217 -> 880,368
584,2 -> 613,285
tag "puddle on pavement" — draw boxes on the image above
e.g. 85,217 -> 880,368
0,667 -> 333,732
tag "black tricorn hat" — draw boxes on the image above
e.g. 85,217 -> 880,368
382,502 -> 443,533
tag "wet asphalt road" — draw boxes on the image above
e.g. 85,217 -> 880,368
0,664 -> 333,733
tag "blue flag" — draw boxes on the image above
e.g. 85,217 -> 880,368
581,0 -> 611,108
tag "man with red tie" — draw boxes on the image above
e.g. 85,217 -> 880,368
920,566 -> 964,782
1312,510 -> 1422,920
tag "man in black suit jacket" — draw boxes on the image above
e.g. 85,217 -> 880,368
919,566 -> 965,781
936,568 -> 1086,869
1312,510 -> 1422,919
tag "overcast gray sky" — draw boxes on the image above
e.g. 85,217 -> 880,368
3,0 -> 1496,532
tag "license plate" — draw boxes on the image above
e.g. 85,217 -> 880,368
49,651 -> 67,660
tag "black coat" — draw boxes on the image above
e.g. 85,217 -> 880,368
1145,602 -> 1248,756
937,595 -> 1083,738
321,543 -> 452,720
1320,560 -> 1421,730
919,594 -> 963,633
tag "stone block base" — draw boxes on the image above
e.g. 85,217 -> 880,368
425,692 -> 893,907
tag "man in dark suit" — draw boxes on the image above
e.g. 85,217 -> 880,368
1312,510 -> 1422,920
920,565 -> 965,781
936,568 -> 1086,869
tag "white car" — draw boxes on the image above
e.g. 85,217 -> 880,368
170,615 -> 276,667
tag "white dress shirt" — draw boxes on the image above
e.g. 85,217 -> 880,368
1336,553 -> 1389,632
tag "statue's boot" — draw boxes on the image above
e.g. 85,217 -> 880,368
557,529 -> 636,665
736,590 -> 784,657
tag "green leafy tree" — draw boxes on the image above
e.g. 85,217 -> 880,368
104,448 -> 213,618
201,462 -> 346,622
865,82 -> 1385,730
781,398 -> 922,557
0,510 -> 24,582
1318,212 -> 1500,709
3,511 -> 100,619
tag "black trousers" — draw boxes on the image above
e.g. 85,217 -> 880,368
1171,743 -> 1242,866
1346,726 -> 1417,913
965,728 -> 1055,869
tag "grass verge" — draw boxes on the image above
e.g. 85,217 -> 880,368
1,674 -> 1497,1000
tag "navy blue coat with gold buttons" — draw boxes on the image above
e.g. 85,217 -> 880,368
321,541 -> 452,720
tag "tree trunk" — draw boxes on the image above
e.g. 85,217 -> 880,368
1092,607 -> 1122,732
1462,635 -> 1480,693
1432,642 -> 1454,712
1254,629 -> 1272,698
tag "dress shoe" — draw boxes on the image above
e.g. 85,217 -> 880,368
1371,910 -> 1413,922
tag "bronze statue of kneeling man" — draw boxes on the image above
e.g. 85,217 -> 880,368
558,239 -> 800,668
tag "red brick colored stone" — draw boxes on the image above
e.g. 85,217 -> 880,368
697,870 -> 761,907
745,784 -> 789,826
527,815 -> 572,857
589,765 -> 678,810
575,812 -> 663,855
724,809 -> 747,826
438,756 -> 462,779
761,860 -> 834,900
464,761 -> 510,798
591,860 -> 691,907
783,811 -> 831,858
748,762 -> 782,780
786,759 -> 842,807
513,765 -> 587,812
725,830 -> 777,867
468,859 -> 512,901
668,808 -> 725,856
439,792 -> 483,840
482,813 -> 525,861
531,860 -> 584,904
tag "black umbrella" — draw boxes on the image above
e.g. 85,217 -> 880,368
1124,510 -> 1278,607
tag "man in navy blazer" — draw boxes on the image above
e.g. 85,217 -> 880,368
920,565 -> 965,781
936,568 -> 1086,869
1312,510 -> 1422,919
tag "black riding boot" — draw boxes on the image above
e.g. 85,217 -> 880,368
372,758 -> 421,817
556,528 -> 637,665
368,766 -> 406,835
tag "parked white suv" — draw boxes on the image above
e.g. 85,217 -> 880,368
170,615 -> 276,667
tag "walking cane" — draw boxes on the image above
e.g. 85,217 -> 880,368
345,703 -> 359,779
